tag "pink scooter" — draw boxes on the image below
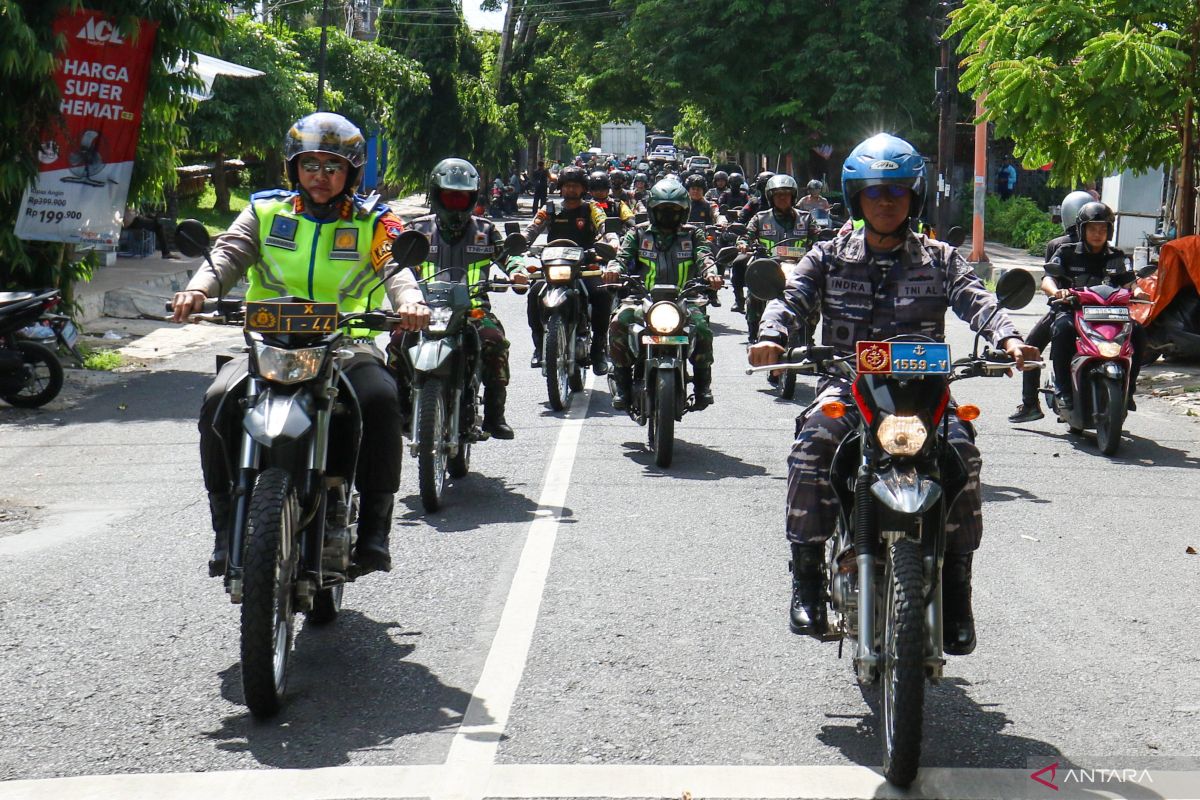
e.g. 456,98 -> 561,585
1041,284 -> 1140,455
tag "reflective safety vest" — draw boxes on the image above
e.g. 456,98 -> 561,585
635,225 -> 696,290
408,215 -> 499,310
251,192 -> 386,336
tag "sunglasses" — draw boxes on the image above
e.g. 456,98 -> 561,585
299,157 -> 347,175
861,184 -> 910,200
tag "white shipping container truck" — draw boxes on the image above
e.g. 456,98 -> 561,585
600,122 -> 647,160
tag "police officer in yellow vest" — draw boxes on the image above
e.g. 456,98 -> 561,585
397,158 -> 528,439
602,178 -> 723,410
172,112 -> 430,578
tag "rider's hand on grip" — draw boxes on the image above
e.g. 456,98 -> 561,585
170,290 -> 207,323
395,302 -> 431,332
748,340 -> 785,367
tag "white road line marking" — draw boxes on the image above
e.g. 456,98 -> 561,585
0,506 -> 127,556
438,372 -> 597,800
5,764 -> 1197,800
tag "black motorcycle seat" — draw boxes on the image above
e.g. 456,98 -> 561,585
0,292 -> 36,307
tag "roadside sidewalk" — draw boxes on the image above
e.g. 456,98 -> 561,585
962,238 -> 1045,282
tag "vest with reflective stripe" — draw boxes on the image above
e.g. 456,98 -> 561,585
635,225 -> 696,290
252,196 -> 385,336
409,215 -> 498,310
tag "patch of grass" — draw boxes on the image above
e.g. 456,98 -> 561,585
178,184 -> 252,236
80,346 -> 123,371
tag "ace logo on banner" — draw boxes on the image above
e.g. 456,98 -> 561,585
15,9 -> 158,248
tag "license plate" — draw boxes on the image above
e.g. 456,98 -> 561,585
245,301 -> 338,334
856,341 -> 951,375
60,321 -> 79,348
774,245 -> 806,259
642,335 -> 689,345
1082,306 -> 1130,322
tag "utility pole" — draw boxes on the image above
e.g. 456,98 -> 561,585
934,0 -> 958,236
315,0 -> 330,111
970,95 -> 988,265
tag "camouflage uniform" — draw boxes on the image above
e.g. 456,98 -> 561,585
608,223 -> 717,372
758,228 -> 1022,553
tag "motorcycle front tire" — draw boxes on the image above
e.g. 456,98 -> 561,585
1,340 -> 64,408
416,378 -> 449,512
652,369 -> 675,468
240,468 -> 300,718
544,317 -> 572,411
1094,378 -> 1125,456
879,537 -> 926,787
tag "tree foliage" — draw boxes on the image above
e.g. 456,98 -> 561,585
949,0 -> 1200,187
0,0 -> 226,291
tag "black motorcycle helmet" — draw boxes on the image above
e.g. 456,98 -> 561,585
283,112 -> 367,192
558,165 -> 587,192
610,171 -> 627,189
1075,201 -> 1115,241
428,157 -> 480,239
755,170 -> 776,196
684,173 -> 707,191
634,171 -> 649,188
728,172 -> 745,191
588,170 -> 611,192
646,179 -> 689,231
712,170 -> 729,186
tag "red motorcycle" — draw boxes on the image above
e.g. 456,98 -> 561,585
1042,284 -> 1146,455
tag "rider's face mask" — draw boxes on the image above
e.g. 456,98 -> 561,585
438,190 -> 473,211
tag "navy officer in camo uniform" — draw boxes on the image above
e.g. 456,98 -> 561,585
749,133 -> 1038,656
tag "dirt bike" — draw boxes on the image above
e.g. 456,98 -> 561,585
0,288 -> 71,408
746,264 -> 1039,786
169,219 -> 430,717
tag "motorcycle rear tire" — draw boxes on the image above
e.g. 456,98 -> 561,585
307,584 -> 343,625
240,468 -> 299,718
1095,378 -> 1124,456
417,378 -> 448,512
545,318 -> 572,411
652,370 -> 675,468
880,537 -> 925,788
1,341 -> 63,408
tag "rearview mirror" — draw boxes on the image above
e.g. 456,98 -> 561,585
174,219 -> 210,258
726,222 -> 748,236
390,229 -> 430,268
745,257 -> 786,302
994,268 -> 1036,310
604,218 -> 624,235
945,226 -> 967,249
504,222 -> 521,236
635,212 -> 649,225
503,232 -> 528,256
593,242 -> 616,263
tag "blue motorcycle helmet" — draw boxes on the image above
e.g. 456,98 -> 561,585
841,133 -> 926,224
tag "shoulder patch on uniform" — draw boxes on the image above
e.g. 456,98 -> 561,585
251,188 -> 295,202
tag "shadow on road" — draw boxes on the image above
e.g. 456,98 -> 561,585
0,369 -> 207,425
1015,426 -> 1200,468
982,483 -> 1052,504
620,439 -> 768,480
397,473 -> 575,533
203,610 -> 488,768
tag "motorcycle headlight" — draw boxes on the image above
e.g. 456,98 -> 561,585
547,265 -> 573,282
647,301 -> 684,334
1096,341 -> 1121,358
428,306 -> 454,333
254,342 -> 326,384
876,414 -> 927,457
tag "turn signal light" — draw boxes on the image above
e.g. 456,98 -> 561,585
821,401 -> 847,419
469,308 -> 486,319
955,404 -> 981,421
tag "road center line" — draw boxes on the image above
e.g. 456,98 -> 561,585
438,372 -> 597,800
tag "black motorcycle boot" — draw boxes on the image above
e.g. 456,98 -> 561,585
354,491 -> 394,575
789,542 -> 828,636
590,341 -> 609,376
692,365 -> 714,410
530,348 -> 543,369
942,552 -> 977,655
207,492 -> 233,578
1009,370 -> 1044,422
610,365 -> 633,410
482,385 -> 515,439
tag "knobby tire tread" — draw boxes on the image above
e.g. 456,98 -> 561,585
881,537 -> 926,787
653,370 -> 675,468
241,468 -> 294,718
417,378 -> 446,512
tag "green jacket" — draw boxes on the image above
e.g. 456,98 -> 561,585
612,223 -> 715,290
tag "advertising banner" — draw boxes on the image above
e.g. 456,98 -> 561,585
14,9 -> 159,248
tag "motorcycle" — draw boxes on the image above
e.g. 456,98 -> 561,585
1041,284 -> 1149,455
808,203 -> 846,242
398,232 -> 528,512
745,236 -> 808,346
608,274 -> 714,468
169,219 -> 430,717
746,264 -> 1039,787
0,288 -> 69,408
526,237 -> 615,411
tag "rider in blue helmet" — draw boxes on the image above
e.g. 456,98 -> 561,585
750,132 -> 1038,653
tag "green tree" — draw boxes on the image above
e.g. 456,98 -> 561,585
1,0 -> 226,295
184,16 -> 314,212
950,0 -> 1200,231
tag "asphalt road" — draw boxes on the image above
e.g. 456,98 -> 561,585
1,220 -> 1199,800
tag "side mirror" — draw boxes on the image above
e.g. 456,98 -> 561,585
945,226 -> 967,248
635,212 -> 649,225
829,203 -> 844,215
726,222 -> 748,236
503,231 -> 528,256
504,222 -> 521,236
745,257 -> 786,301
593,242 -> 616,262
604,217 -> 624,235
389,229 -> 430,269
994,268 -> 1036,310
174,219 -> 210,257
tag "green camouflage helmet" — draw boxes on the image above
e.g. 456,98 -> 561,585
646,178 -> 689,230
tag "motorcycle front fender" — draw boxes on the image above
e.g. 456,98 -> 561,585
870,465 -> 942,516
543,286 -> 571,310
244,390 -> 312,447
409,339 -> 456,375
